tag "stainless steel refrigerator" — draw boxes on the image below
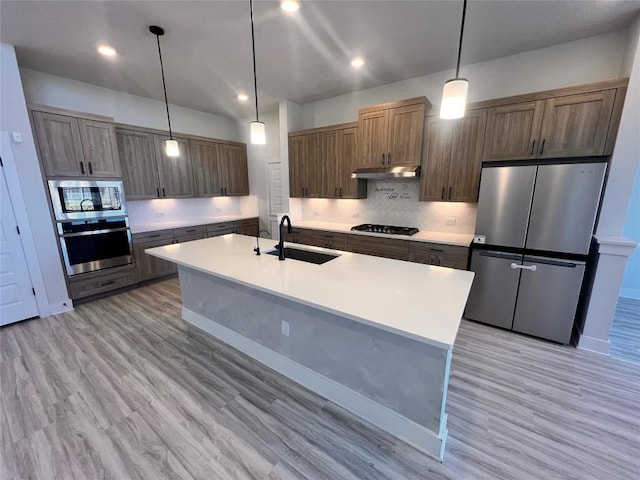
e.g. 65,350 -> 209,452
465,162 -> 606,344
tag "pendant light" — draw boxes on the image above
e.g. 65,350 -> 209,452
440,0 -> 469,120
150,25 -> 180,157
249,0 -> 266,144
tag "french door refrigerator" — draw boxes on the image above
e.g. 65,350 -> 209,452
465,162 -> 606,344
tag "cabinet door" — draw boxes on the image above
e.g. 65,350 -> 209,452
77,119 -> 122,177
289,135 -> 306,198
321,130 -> 338,198
419,116 -> 452,201
483,101 -> 544,161
190,140 -> 222,196
305,133 -> 322,197
133,239 -> 177,282
32,111 -> 84,177
221,144 -> 249,196
347,235 -> 409,261
357,109 -> 388,167
538,90 -> 615,158
387,103 -> 425,166
116,129 -> 160,199
448,109 -> 487,202
337,127 -> 365,199
154,136 -> 193,198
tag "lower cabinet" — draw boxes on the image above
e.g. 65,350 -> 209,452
207,218 -> 259,237
133,236 -> 178,282
347,235 -> 410,261
409,242 -> 469,269
68,265 -> 137,300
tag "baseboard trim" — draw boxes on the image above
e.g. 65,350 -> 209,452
182,307 -> 447,461
577,334 -> 611,355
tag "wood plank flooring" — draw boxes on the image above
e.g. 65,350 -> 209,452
1,278 -> 639,479
610,297 -> 640,365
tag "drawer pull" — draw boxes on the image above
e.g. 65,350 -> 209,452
100,280 -> 116,287
147,234 -> 161,238
429,248 -> 444,253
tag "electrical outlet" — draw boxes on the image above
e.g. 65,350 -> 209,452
352,211 -> 360,218
155,210 -> 165,217
445,217 -> 457,226
313,211 -> 320,217
281,320 -> 290,337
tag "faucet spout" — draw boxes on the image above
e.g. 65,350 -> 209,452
254,229 -> 271,256
278,215 -> 292,261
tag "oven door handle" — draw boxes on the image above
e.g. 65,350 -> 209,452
61,227 -> 130,237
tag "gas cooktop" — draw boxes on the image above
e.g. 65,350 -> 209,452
351,224 -> 419,236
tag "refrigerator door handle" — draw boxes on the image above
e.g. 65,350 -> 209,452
523,256 -> 583,268
511,263 -> 537,272
478,251 -> 522,261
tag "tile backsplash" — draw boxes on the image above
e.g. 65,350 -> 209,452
293,180 -> 477,234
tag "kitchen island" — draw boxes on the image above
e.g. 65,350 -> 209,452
147,234 -> 474,461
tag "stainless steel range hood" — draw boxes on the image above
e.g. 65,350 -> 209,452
351,165 -> 421,179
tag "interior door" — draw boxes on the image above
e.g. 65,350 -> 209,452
475,165 -> 536,248
526,163 -> 606,254
0,166 -> 38,326
465,250 -> 522,329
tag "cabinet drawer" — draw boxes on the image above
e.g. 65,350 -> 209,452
173,224 -> 207,237
174,233 -> 206,243
284,227 -> 314,244
207,222 -> 234,235
306,231 -> 348,250
69,267 -> 136,300
347,235 -> 410,261
132,229 -> 173,243
409,242 -> 469,269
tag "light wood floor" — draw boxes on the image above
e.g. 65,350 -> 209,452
1,279 -> 639,480
610,297 -> 640,365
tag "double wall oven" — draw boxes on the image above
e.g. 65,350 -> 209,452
48,180 -> 133,276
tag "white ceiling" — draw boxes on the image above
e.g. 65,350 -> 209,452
2,1 -> 639,119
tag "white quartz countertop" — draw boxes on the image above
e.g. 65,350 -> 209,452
294,220 -> 474,247
130,215 -> 258,234
146,234 -> 475,349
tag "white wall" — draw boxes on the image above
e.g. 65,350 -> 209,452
0,44 -> 72,314
20,68 -> 240,140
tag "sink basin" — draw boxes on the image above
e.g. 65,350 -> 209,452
266,246 -> 339,265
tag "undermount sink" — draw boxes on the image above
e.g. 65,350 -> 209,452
266,246 -> 339,265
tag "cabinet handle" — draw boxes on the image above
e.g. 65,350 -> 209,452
147,234 -> 161,238
429,248 -> 444,253
530,140 -> 536,156
162,188 -> 166,197
441,187 -> 445,200
381,153 -> 385,166
449,187 -> 452,200
88,162 -> 93,175
157,187 -> 160,198
225,187 -> 228,195
99,280 -> 115,287
437,258 -> 441,266
305,187 -> 309,197
539,139 -> 546,156
335,187 -> 338,197
387,153 -> 391,165
339,187 -> 342,197
80,161 -> 85,174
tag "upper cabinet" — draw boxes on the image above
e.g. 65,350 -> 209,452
357,97 -> 428,167
32,109 -> 121,178
116,128 -> 159,199
483,87 -> 620,162
218,144 -> 250,196
190,140 -> 249,197
420,109 -> 487,202
153,135 -> 193,198
289,123 -> 366,199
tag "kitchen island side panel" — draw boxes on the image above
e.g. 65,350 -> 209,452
178,266 -> 449,434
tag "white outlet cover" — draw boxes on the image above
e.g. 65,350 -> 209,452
445,217 -> 457,226
11,132 -> 23,143
281,320 -> 290,336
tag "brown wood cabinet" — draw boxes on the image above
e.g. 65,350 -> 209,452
219,144 -> 250,196
154,135 -> 193,198
189,140 -> 249,197
132,236 -> 177,282
289,132 -> 322,198
347,235 -> 410,261
483,88 -> 617,161
420,109 -> 487,202
409,242 -> 468,269
68,265 -> 137,300
357,97 -> 428,167
116,128 -> 160,199
206,218 -> 259,238
32,109 -> 121,178
291,228 -> 348,250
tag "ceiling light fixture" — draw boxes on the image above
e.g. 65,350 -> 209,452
97,45 -> 117,57
351,56 -> 365,69
149,25 -> 179,157
237,92 -> 249,102
249,0 -> 265,145
440,0 -> 469,120
280,0 -> 300,13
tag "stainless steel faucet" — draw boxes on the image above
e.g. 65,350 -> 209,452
278,215 -> 292,261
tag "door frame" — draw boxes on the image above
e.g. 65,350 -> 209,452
1,131 -> 54,318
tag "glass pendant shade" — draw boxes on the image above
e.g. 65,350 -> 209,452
440,78 -> 469,119
250,121 -> 266,145
165,139 -> 180,157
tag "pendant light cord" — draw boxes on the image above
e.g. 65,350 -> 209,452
455,0 -> 468,79
155,33 -> 173,140
250,0 -> 259,122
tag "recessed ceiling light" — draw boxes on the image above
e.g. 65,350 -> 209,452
97,45 -> 117,57
280,0 -> 300,13
351,56 -> 365,69
237,92 -> 249,102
